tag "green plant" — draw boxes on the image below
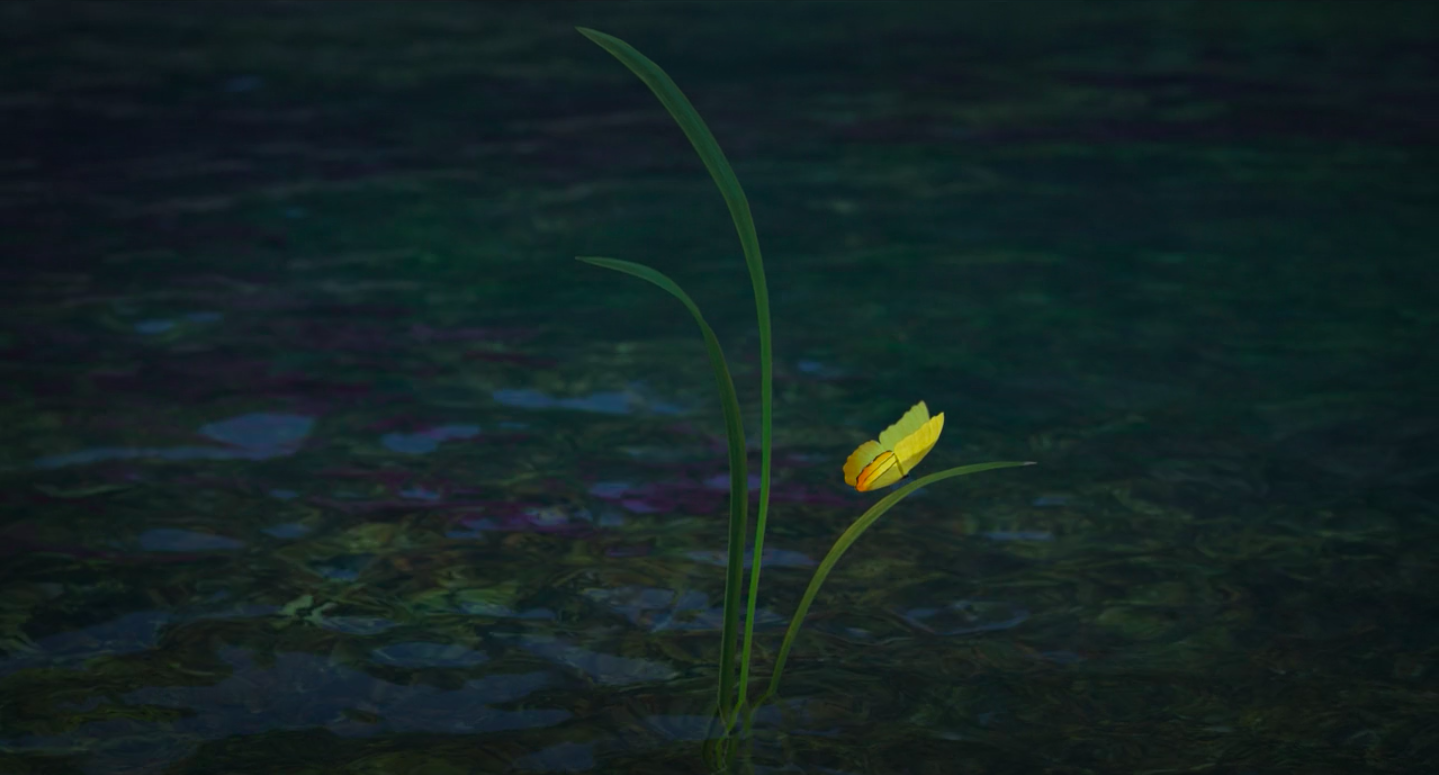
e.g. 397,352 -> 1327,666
573,27 -> 1033,766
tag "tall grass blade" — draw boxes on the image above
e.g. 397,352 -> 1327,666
575,255 -> 750,721
576,27 -> 777,717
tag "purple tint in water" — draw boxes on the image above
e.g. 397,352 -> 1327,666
620,498 -> 661,513
588,482 -> 633,499
409,323 -> 540,344
448,503 -> 597,536
137,528 -> 245,552
702,473 -> 761,491
588,482 -> 671,513
588,471 -> 849,516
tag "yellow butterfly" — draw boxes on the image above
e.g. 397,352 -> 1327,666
842,401 -> 945,492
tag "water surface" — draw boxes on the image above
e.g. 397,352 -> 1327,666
2,2 -> 1436,773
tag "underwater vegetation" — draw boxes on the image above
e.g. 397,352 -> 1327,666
572,28 -> 1032,769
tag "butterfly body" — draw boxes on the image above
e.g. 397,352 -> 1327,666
842,401 -> 945,492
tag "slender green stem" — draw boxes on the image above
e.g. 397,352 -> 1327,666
754,461 -> 1036,707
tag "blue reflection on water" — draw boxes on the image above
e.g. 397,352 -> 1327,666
380,423 -> 480,454
1,646 -> 569,773
371,641 -> 490,669
134,319 -> 175,334
33,412 -> 315,469
199,412 -> 313,449
0,610 -> 170,678
261,522 -> 310,539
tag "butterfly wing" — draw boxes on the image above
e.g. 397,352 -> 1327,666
843,439 -> 884,487
844,402 -> 944,492
892,411 -> 944,475
877,401 -> 931,451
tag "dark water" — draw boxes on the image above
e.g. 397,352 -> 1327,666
3,1 -> 1436,773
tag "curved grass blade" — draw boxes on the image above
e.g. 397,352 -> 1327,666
756,461 -> 1036,707
576,28 -> 776,716
576,255 -> 750,720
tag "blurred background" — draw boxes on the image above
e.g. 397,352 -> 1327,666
2,2 -> 1436,773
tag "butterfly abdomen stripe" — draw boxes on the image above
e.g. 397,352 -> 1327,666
856,451 -> 899,492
